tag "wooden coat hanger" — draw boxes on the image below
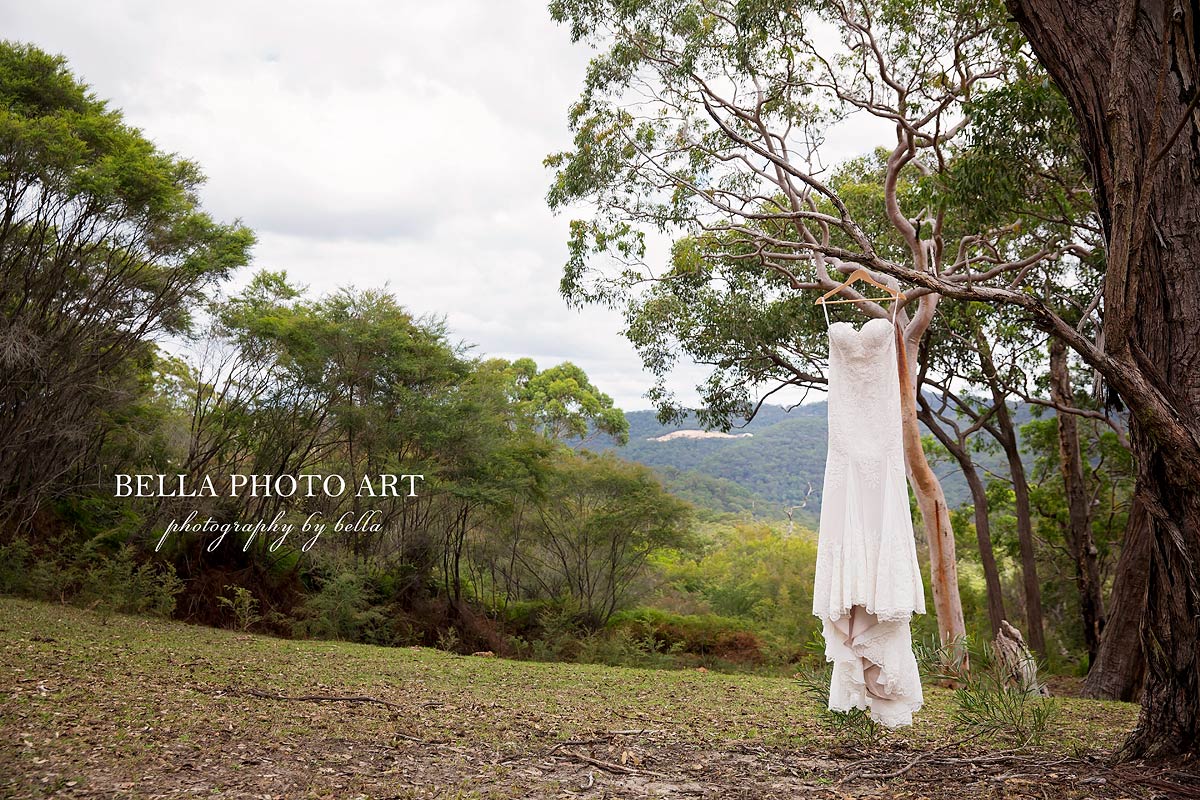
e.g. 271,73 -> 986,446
815,268 -> 906,306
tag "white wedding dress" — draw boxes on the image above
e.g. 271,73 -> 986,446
811,308 -> 926,728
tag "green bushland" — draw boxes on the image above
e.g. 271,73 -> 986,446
0,536 -> 181,620
609,608 -> 766,663
0,41 -> 1131,683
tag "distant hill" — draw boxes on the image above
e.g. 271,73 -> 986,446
586,400 -> 1044,520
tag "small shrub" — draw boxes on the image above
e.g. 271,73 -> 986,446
917,633 -> 1059,746
62,543 -> 182,619
0,539 -> 37,595
502,599 -> 557,636
218,585 -> 262,631
522,597 -> 587,660
576,626 -> 684,669
0,534 -> 179,619
436,626 -> 461,653
0,535 -> 82,601
527,636 -> 559,662
608,607 -> 764,662
292,570 -> 388,642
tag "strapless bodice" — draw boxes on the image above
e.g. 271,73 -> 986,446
829,317 -> 895,358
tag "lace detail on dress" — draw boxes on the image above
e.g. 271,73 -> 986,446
857,455 -> 883,491
823,451 -> 848,492
825,609 -> 924,727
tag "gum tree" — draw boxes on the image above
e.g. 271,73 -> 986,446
549,0 -> 1200,759
546,0 -> 1096,654
1007,0 -> 1200,759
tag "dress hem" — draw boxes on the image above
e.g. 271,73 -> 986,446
812,604 -> 923,624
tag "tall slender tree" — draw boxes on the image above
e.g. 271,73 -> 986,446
1048,336 -> 1106,663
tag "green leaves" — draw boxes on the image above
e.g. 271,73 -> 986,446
0,42 -> 253,518
935,73 -> 1092,238
511,449 -> 693,625
543,0 -> 1091,429
501,358 -> 630,445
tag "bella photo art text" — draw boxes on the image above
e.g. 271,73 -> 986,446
115,472 -> 424,499
113,473 -> 426,554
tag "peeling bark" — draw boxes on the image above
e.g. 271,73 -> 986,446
896,325 -> 967,652
1009,0 -> 1200,759
975,330 -> 1048,659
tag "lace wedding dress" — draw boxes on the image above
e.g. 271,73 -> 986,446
811,307 -> 926,728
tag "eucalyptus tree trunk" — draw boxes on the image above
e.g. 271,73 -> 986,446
918,400 -> 1008,637
1048,337 -> 1106,663
1083,492 -> 1148,701
1010,0 -> 1200,758
895,324 -> 968,652
975,330 -> 1048,659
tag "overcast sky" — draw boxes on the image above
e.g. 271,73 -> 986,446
4,1 -> 888,413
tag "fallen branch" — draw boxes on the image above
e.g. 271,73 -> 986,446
1111,765 -> 1200,800
855,750 -> 927,781
557,748 -> 672,779
841,732 -> 987,783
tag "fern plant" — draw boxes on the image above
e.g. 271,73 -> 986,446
218,585 -> 262,632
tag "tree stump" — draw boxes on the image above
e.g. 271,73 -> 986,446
994,620 -> 1049,696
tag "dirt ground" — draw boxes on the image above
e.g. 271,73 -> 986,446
2,598 -> 1197,799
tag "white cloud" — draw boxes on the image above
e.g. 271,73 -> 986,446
2,1 -> 886,412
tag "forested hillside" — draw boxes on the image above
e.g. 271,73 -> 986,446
600,400 -> 1043,520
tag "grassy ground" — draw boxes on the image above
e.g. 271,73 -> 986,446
0,596 -> 1182,799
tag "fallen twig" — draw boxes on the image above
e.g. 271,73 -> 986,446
557,748 -> 672,778
606,706 -> 676,726
1111,764 -> 1200,799
841,732 -> 988,784
855,750 -> 927,781
547,738 -> 609,753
